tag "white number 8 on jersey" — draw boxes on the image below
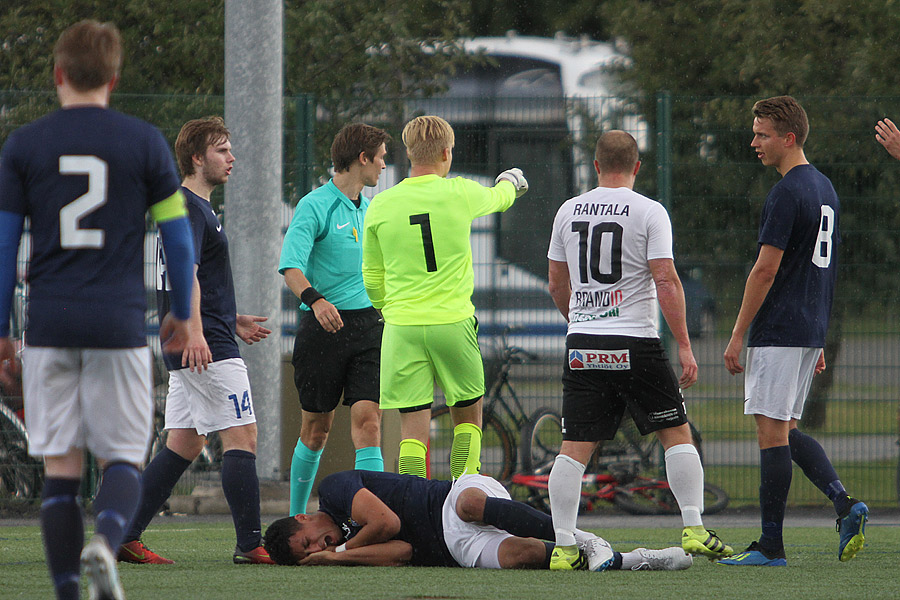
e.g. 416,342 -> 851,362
811,205 -> 835,268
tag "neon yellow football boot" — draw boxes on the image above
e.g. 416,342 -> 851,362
549,544 -> 587,571
682,527 -> 733,560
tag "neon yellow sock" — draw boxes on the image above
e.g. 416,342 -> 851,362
398,438 -> 428,478
450,422 -> 482,478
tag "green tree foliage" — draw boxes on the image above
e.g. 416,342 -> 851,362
599,0 -> 900,304
0,1 -> 228,160
603,0 -> 900,98
0,0 -> 224,93
0,0 -> 476,184
463,0 -> 609,39
284,0 -> 476,186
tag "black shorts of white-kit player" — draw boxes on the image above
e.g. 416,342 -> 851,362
560,333 -> 687,441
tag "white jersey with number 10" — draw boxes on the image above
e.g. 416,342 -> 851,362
548,186 -> 674,338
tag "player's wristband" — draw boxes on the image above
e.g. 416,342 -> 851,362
334,543 -> 347,553
300,286 -> 325,308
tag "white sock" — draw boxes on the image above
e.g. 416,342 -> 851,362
664,443 -> 704,527
548,454 -> 586,547
620,550 -> 643,570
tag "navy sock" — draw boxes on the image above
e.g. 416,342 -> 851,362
541,541 -> 554,568
610,551 -> 624,570
126,447 -> 192,541
92,462 -> 142,552
788,428 -> 850,515
758,445 -> 792,553
222,449 -> 262,552
40,477 -> 83,600
482,497 -> 554,540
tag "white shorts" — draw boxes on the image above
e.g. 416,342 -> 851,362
744,346 -> 821,421
164,358 -> 256,436
22,346 -> 153,463
441,474 -> 514,569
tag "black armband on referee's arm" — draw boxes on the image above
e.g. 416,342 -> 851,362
300,286 -> 325,308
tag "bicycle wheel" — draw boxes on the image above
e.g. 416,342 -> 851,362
429,404 -> 515,481
509,473 -> 552,513
613,477 -> 678,515
613,478 -> 729,515
700,482 -> 729,515
0,403 -> 42,500
520,409 -> 562,474
600,415 -> 704,475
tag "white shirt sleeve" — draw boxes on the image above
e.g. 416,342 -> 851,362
645,202 -> 674,261
547,202 -> 569,262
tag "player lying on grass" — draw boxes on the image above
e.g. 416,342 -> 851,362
263,470 -> 692,572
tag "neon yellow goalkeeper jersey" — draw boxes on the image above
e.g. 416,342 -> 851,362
362,174 -> 516,325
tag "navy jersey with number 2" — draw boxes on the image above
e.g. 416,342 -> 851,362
0,106 -> 181,348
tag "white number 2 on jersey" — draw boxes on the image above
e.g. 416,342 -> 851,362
59,155 -> 108,249
811,205 -> 835,268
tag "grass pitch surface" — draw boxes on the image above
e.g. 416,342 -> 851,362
1,520 -> 893,599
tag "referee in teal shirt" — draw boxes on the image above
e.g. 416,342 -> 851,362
279,123 -> 391,515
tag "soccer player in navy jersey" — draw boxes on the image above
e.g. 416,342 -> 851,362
262,470 -> 692,572
0,20 -> 195,600
117,117 -> 275,566
720,96 -> 867,566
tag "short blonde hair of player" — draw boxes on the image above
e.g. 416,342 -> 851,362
402,116 -> 455,165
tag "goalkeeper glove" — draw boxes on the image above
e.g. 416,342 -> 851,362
495,168 -> 529,198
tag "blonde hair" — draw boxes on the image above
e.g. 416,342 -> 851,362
402,116 -> 454,165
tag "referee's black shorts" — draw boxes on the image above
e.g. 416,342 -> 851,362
291,306 -> 382,413
561,333 -> 687,442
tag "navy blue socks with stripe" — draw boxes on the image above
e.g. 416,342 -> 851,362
222,449 -> 262,552
127,447 -> 192,542
92,462 -> 143,552
788,428 -> 850,516
758,445 -> 792,553
482,496 -> 555,540
41,478 -> 83,600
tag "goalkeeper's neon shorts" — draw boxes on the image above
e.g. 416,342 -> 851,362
379,317 -> 484,410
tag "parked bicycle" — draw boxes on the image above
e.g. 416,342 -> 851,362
0,390 -> 42,501
511,413 -> 729,515
0,282 -> 42,501
428,326 -> 557,481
